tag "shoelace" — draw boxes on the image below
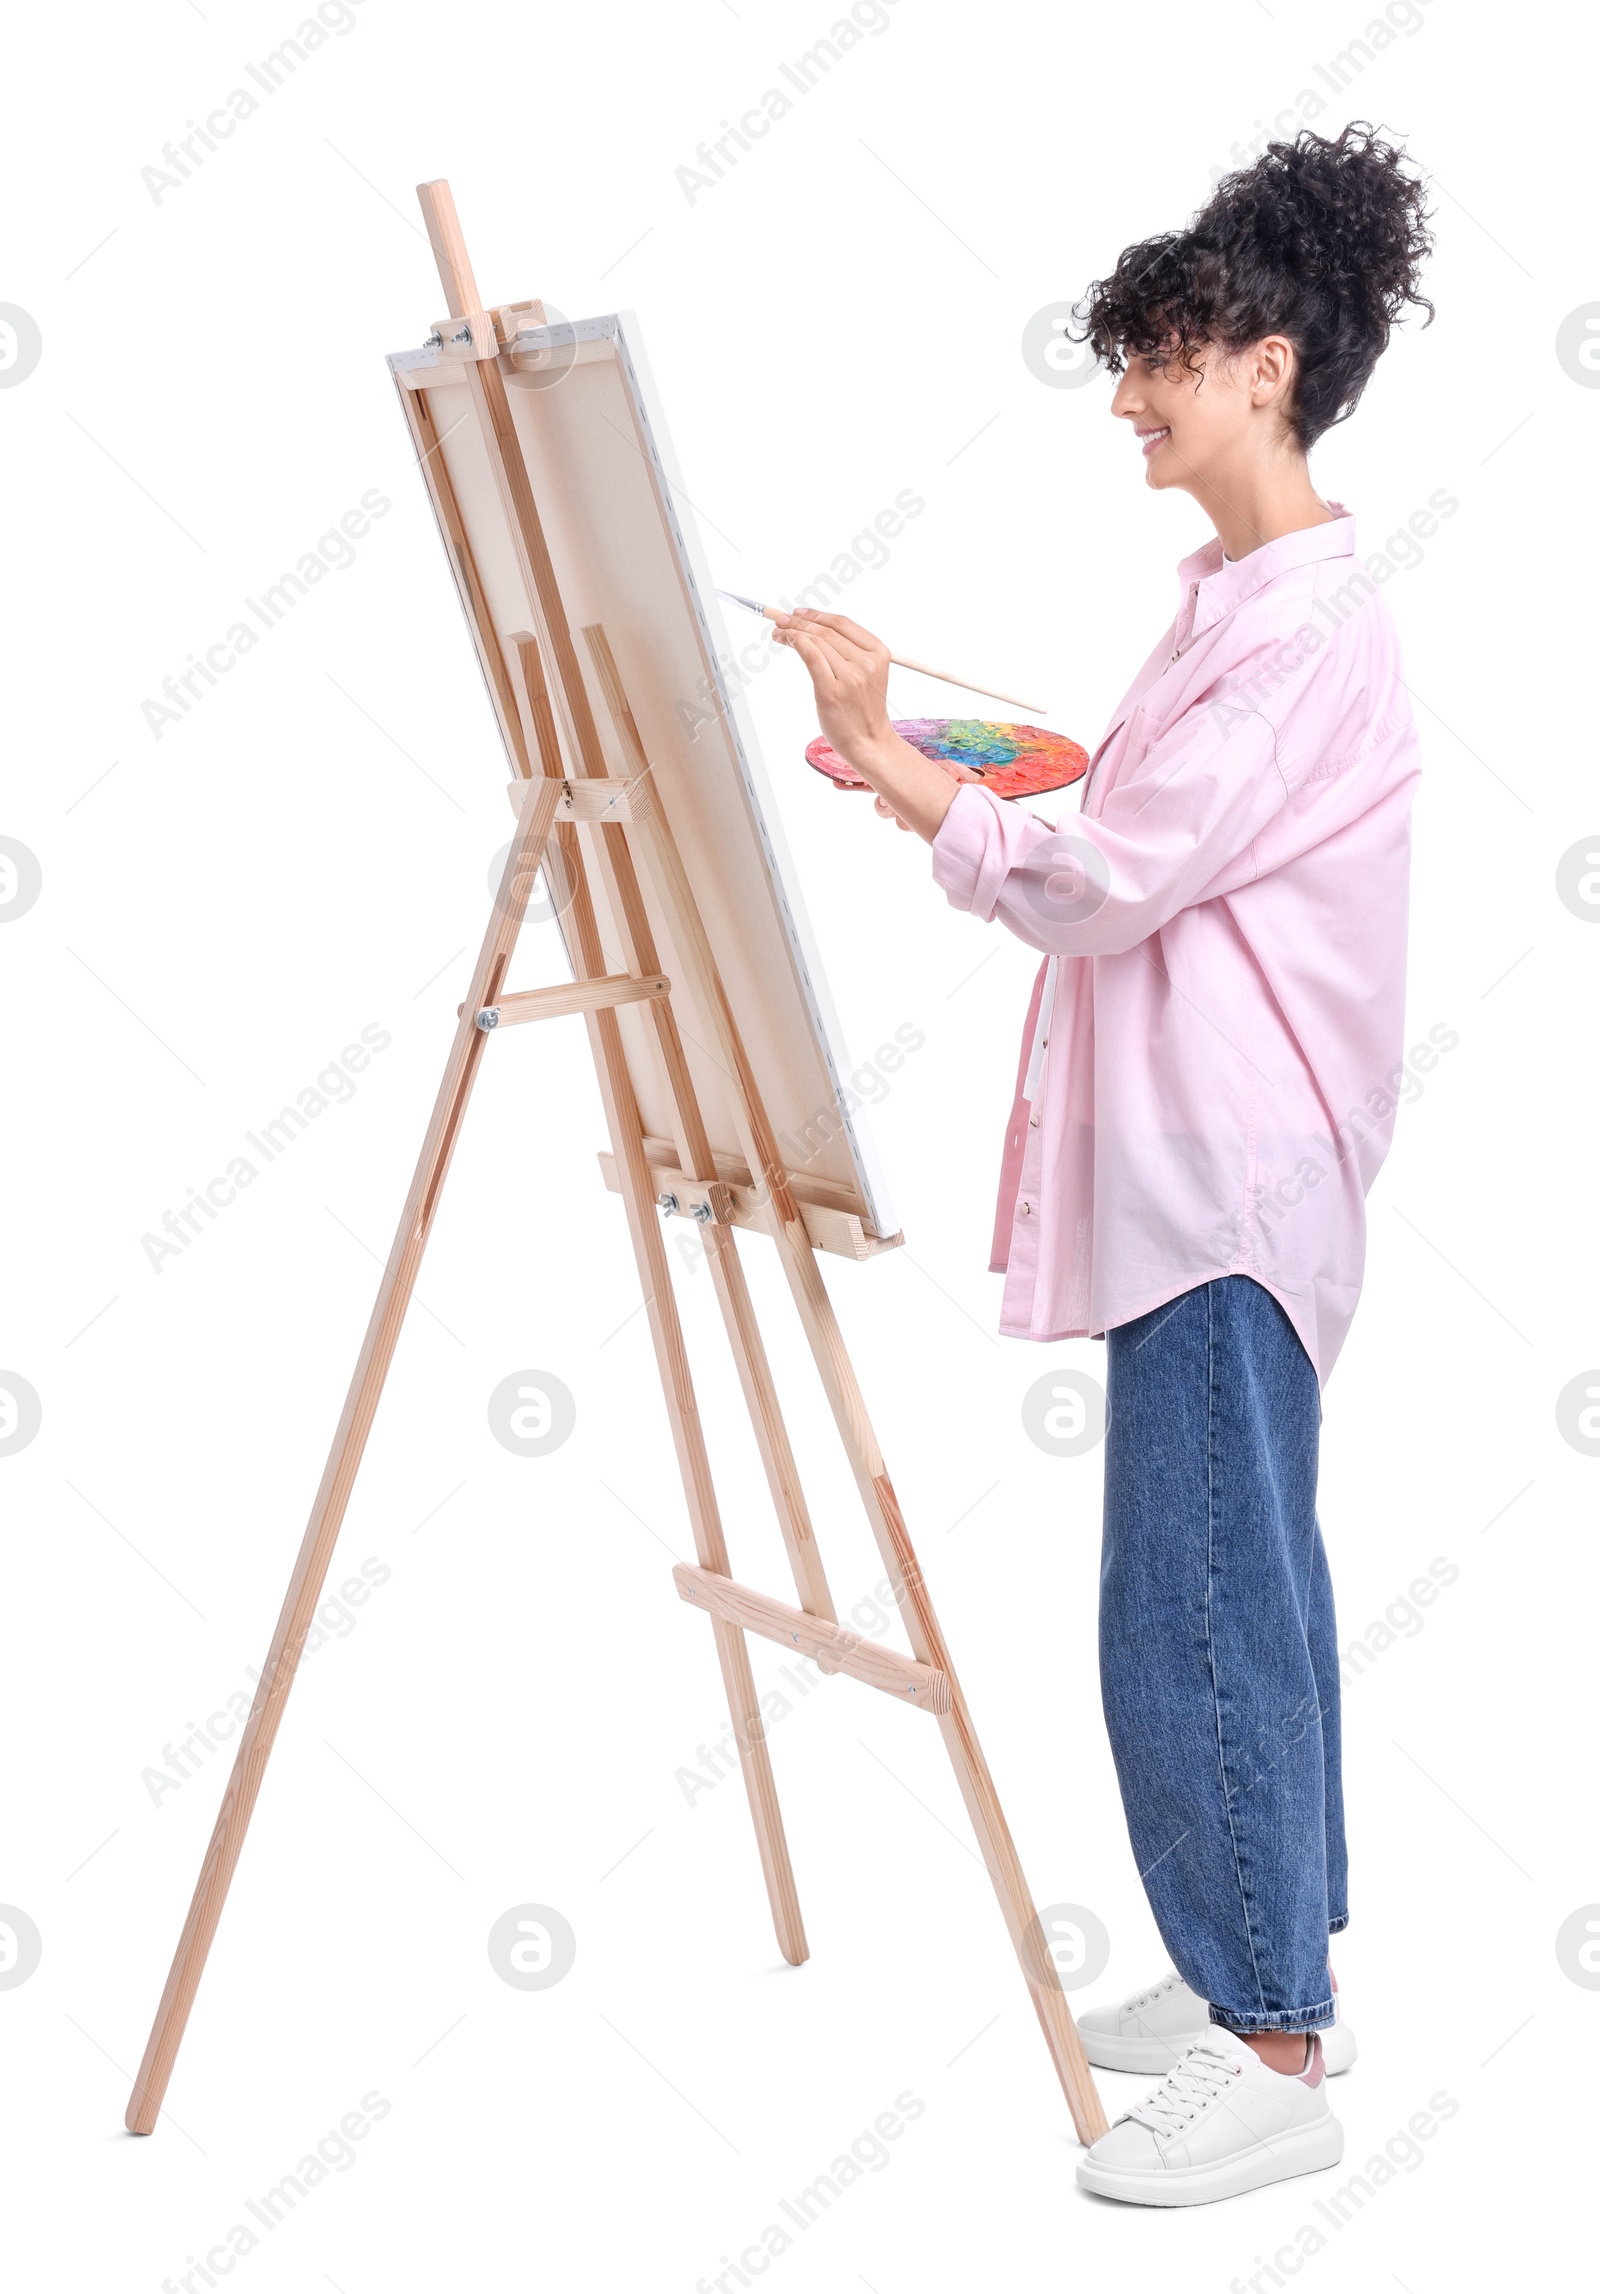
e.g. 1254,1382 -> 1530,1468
1123,2040 -> 1242,2135
1123,1971 -> 1185,2013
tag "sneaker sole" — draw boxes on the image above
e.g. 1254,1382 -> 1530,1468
1076,2114 -> 1344,2207
1081,2024 -> 1357,2076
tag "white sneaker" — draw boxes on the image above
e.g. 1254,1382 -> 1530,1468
1077,1968 -> 1357,2075
1076,2029 -> 1342,2206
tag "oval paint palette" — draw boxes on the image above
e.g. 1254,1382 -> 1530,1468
805,718 -> 1089,801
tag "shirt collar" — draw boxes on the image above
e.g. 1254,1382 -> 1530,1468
1176,504 -> 1357,643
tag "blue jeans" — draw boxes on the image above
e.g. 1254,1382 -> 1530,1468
1100,1275 -> 1347,2034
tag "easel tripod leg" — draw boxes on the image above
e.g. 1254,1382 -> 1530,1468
791,1256 -> 1109,2142
622,804 -> 1109,2141
781,1241 -> 1109,2143
502,614 -> 814,1966
124,781 -> 564,2134
580,999 -> 809,1967
536,824 -> 809,1968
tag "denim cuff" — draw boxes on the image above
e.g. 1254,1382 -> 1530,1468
1328,1911 -> 1350,1934
1210,1995 -> 1336,2036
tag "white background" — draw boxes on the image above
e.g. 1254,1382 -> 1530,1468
1,0 -> 1593,2287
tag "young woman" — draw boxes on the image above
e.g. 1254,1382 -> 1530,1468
772,123 -> 1434,2207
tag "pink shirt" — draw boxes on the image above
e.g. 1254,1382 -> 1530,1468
929,509 -> 1421,1385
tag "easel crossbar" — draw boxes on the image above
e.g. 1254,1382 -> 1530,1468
674,1564 -> 952,1713
462,972 -> 669,1028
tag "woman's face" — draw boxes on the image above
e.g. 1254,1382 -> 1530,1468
1110,339 -> 1295,495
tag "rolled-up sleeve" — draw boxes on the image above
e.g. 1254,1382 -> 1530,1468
930,704 -> 1289,957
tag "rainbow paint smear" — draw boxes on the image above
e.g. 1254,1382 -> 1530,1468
805,718 -> 1088,801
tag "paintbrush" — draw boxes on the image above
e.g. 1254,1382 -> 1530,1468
715,589 -> 1047,716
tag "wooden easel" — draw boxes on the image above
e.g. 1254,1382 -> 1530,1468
124,183 -> 1108,2148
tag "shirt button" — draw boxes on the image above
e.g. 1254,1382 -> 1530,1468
1028,1111 -> 1039,1128
1019,1200 -> 1032,1218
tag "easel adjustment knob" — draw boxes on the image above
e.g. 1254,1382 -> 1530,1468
475,1007 -> 500,1031
655,1182 -> 734,1227
428,310 -> 497,362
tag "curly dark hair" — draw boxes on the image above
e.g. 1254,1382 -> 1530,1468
1073,122 -> 1435,449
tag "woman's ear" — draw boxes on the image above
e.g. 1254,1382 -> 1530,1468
1250,334 -> 1299,410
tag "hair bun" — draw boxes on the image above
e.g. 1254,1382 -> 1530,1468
1221,121 -> 1435,336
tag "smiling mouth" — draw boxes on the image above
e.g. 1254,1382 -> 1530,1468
1137,426 -> 1171,456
